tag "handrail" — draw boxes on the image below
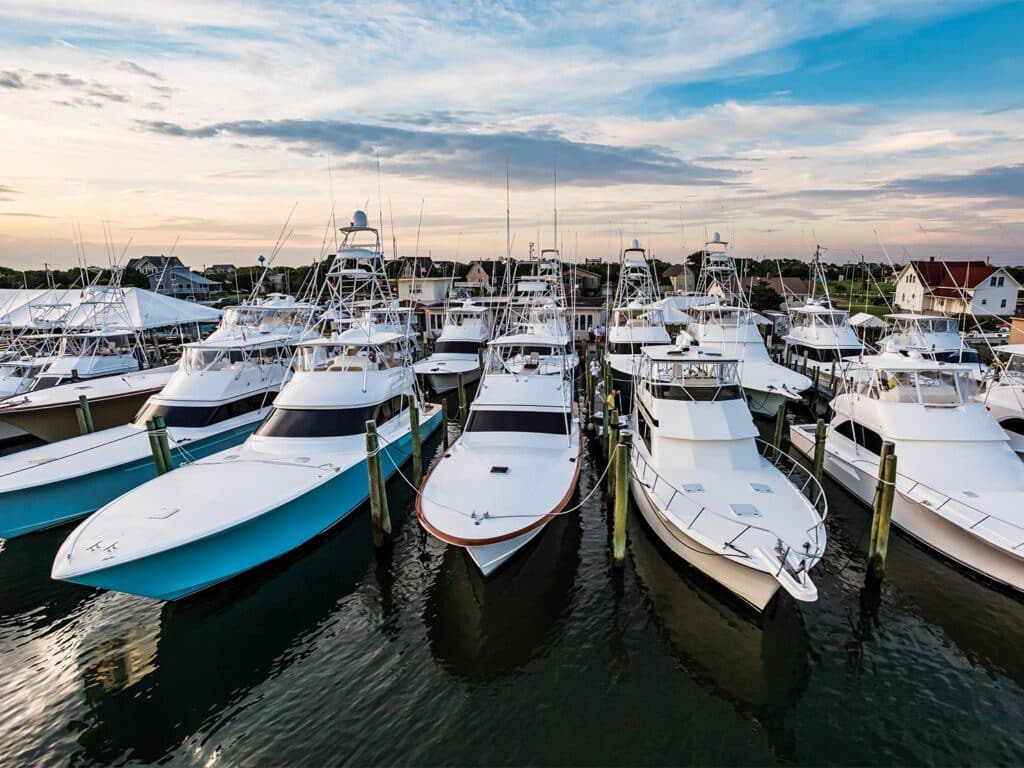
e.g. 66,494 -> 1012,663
842,452 -> 1024,548
630,445 -> 827,561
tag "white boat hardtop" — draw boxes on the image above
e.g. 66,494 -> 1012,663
0,366 -> 176,410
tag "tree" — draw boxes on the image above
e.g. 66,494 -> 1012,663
748,282 -> 783,312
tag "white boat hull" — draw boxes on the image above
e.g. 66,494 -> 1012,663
744,388 -> 794,417
467,527 -> 545,576
790,425 -> 1024,591
630,476 -> 781,611
425,366 -> 481,394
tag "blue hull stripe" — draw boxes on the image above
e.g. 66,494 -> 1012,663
64,408 -> 441,600
0,423 -> 260,539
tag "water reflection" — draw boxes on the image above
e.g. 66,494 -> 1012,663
884,533 -> 1024,687
424,512 -> 581,682
0,527 -> 95,633
72,512 -> 377,765
628,513 -> 810,760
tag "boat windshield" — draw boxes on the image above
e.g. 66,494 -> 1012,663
222,307 -> 309,330
860,368 -> 976,405
295,342 -> 400,372
57,334 -> 134,357
997,352 -> 1024,377
182,345 -> 285,372
641,358 -> 743,402
612,307 -> 665,327
793,311 -> 847,328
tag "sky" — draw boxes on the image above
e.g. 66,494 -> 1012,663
0,0 -> 1022,271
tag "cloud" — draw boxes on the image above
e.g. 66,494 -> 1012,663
116,59 -> 163,81
139,118 -> 740,188
0,185 -> 18,200
0,68 -> 129,104
883,164 -> 1024,199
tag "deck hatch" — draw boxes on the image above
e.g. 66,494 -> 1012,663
729,503 -> 762,518
682,483 -> 704,493
490,466 -> 510,475
749,483 -> 773,494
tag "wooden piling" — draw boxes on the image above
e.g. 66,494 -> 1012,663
154,415 -> 174,472
869,450 -> 898,579
365,420 -> 391,546
829,360 -> 837,393
146,419 -> 168,475
408,395 -> 423,487
612,429 -> 631,567
812,418 -> 826,481
868,441 -> 895,571
75,407 -> 89,436
607,408 -> 619,495
441,398 -> 451,450
785,346 -> 793,367
456,372 -> 468,431
77,394 -> 95,434
772,402 -> 787,450
800,352 -> 809,375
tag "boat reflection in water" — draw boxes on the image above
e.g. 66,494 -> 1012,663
628,513 -> 810,759
425,511 -> 581,682
881,527 -> 1024,689
71,511 -> 377,765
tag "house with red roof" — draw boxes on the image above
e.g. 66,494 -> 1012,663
893,258 -> 1020,317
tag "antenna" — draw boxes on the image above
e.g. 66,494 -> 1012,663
387,195 -> 398,259
376,148 -> 385,244
553,147 -> 558,252
505,156 -> 511,259
413,198 -> 425,260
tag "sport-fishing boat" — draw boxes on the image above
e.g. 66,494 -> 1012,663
877,313 -> 982,375
417,252 -> 581,576
790,348 -> 1024,591
413,300 -> 492,393
976,344 -> 1024,456
0,294 -> 317,539
605,240 -> 670,394
680,235 -> 810,415
783,247 -> 864,371
629,346 -> 826,610
783,300 -> 864,372
52,212 -> 442,600
0,277 -> 220,442
682,304 -> 811,416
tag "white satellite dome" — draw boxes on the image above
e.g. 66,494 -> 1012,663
712,232 -> 721,243
351,210 -> 369,228
631,238 -> 640,249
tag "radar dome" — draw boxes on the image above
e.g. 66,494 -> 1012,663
712,232 -> 721,243
351,210 -> 369,228
631,239 -> 640,249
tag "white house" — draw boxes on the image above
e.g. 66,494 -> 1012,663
894,259 -> 1020,317
397,276 -> 452,302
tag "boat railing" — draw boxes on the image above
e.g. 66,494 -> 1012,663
843,454 -> 1024,550
630,445 -> 827,562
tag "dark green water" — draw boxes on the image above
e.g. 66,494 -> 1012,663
3,413 -> 1024,766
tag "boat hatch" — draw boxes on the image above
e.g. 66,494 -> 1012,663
150,508 -> 179,520
490,466 -> 510,475
730,503 -> 762,518
749,483 -> 773,494
682,483 -> 704,493
963,490 -> 978,498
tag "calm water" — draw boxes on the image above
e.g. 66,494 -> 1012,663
3,407 -> 1024,766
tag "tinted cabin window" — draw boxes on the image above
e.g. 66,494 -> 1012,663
651,383 -> 743,401
136,392 -> 276,428
833,419 -> 884,454
465,409 -> 570,435
257,406 -> 376,437
637,404 -> 654,452
434,341 -> 481,354
1001,417 -> 1024,436
608,342 -> 645,355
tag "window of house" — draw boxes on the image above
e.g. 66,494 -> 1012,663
1002,299 -> 1008,308
999,276 -> 1005,287
982,298 -> 988,305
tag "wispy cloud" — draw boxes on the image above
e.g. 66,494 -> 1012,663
0,68 -> 129,104
883,163 -> 1024,200
139,118 -> 740,188
116,59 -> 163,81
0,185 -> 18,201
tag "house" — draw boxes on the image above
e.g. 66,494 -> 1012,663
662,264 -> 695,293
386,255 -> 434,281
739,276 -> 809,299
565,266 -> 602,297
465,260 -> 508,292
894,259 -> 1020,317
205,264 -> 237,277
397,276 -> 452,302
127,255 -> 184,278
149,266 -> 222,299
